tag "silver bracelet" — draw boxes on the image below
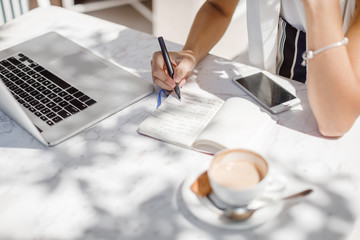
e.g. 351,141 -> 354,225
301,37 -> 349,66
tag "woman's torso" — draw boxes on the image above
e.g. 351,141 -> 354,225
277,0 -> 352,82
280,0 -> 349,32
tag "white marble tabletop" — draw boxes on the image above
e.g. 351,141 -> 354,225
0,6 -> 360,240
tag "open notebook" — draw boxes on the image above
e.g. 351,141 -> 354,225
138,84 -> 277,154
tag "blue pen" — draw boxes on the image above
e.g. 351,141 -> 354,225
158,36 -> 181,100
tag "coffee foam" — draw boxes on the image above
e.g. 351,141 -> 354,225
210,160 -> 261,189
209,149 -> 268,190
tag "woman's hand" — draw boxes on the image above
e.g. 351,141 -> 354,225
151,50 -> 197,91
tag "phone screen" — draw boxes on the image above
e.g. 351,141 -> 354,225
235,72 -> 296,107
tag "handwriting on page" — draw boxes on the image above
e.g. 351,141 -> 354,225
150,90 -> 223,146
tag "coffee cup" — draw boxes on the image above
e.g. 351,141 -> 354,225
208,149 -> 269,207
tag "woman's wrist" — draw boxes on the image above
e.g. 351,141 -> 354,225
182,47 -> 202,65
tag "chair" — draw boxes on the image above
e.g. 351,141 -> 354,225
0,0 -> 30,24
62,0 -> 152,22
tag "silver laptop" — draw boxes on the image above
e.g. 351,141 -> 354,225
0,32 -> 153,146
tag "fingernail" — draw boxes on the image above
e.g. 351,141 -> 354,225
179,80 -> 186,86
169,81 -> 176,88
173,75 -> 180,83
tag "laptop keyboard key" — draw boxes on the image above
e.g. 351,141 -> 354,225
16,72 -> 26,77
79,95 -> 90,102
0,60 -> 11,67
42,89 -> 52,95
52,116 -> 62,123
52,106 -> 62,112
46,102 -> 56,108
59,101 -> 69,107
40,70 -> 70,89
58,91 -> 67,97
40,108 -> 51,114
34,66 -> 45,72
66,87 -> 78,94
24,96 -> 34,102
53,97 -> 62,103
47,93 -> 57,99
47,84 -> 56,89
58,110 -> 71,119
7,57 -> 21,65
70,99 -> 87,110
85,99 -> 97,106
30,99 -> 39,106
74,91 -> 84,98
35,104 -> 45,110
46,112 -> 56,119
64,105 -> 79,114
35,94 -> 45,100
40,98 -> 50,104
30,90 -> 40,97
64,95 -> 74,101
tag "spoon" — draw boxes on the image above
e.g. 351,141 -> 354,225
218,189 -> 313,221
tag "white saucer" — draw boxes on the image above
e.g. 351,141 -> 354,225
181,173 -> 285,230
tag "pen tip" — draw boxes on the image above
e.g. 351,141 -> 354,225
174,83 -> 181,100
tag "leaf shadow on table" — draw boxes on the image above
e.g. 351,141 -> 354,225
3,101 -> 198,240
73,183 -> 186,240
0,111 -> 47,149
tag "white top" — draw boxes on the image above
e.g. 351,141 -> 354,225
280,0 -> 349,32
246,0 -> 356,73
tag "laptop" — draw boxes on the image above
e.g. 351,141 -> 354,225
0,32 -> 154,146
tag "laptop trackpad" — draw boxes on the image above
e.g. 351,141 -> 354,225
50,51 -> 110,79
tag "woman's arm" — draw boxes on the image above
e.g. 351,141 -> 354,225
302,0 -> 360,137
151,0 -> 239,90
182,0 -> 239,64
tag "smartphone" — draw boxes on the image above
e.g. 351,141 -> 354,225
233,72 -> 300,114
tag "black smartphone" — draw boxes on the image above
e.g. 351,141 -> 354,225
233,72 -> 300,114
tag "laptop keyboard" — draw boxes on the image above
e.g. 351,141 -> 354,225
0,53 -> 97,127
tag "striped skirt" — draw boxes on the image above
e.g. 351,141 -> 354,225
276,17 -> 307,83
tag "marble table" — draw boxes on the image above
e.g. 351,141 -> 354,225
0,6 -> 359,240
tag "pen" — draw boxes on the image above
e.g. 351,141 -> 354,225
158,36 -> 181,100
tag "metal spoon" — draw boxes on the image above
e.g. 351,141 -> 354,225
219,189 -> 313,221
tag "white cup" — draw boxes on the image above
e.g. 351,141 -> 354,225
208,149 -> 269,207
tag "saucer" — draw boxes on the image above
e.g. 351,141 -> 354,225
181,173 -> 285,230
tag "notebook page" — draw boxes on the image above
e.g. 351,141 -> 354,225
138,86 -> 224,148
193,97 -> 277,153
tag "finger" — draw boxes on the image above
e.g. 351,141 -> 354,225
173,64 -> 191,83
151,52 -> 175,88
179,79 -> 187,87
151,52 -> 166,74
153,77 -> 175,91
173,56 -> 195,83
152,67 -> 175,88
